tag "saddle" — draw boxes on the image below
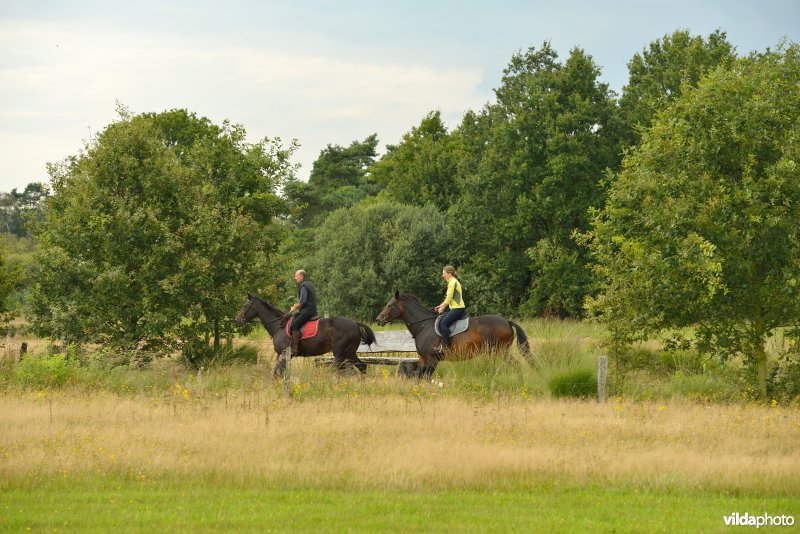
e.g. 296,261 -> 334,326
285,315 -> 320,339
434,315 -> 470,337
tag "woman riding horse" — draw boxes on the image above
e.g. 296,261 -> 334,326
433,265 -> 467,355
376,291 -> 529,379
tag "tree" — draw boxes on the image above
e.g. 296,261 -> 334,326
371,111 -> 460,211
0,182 -> 50,237
582,43 -> 800,397
619,29 -> 736,146
448,42 -> 623,315
0,243 -> 22,330
284,134 -> 382,226
30,109 -> 293,357
308,199 -> 454,321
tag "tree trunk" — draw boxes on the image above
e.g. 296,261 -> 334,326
755,342 -> 768,399
213,319 -> 220,351
753,307 -> 768,398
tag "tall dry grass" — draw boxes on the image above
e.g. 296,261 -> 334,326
1,390 -> 798,494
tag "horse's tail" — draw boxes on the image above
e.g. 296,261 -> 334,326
358,322 -> 376,347
508,320 -> 530,355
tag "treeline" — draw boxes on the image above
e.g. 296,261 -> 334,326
2,30 -> 799,397
284,31 -> 735,319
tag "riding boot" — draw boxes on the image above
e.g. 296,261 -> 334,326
434,335 -> 448,358
291,330 -> 301,356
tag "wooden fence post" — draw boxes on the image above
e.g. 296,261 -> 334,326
283,346 -> 292,397
597,354 -> 608,403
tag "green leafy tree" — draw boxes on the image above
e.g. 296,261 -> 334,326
284,134 -> 382,226
0,182 -> 50,237
449,42 -> 623,315
619,29 -> 736,146
0,233 -> 37,313
0,243 -> 22,329
371,111 -> 460,211
308,199 -> 453,321
30,109 -> 293,357
582,43 -> 800,397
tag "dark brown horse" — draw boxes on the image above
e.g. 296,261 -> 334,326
235,293 -> 375,378
376,291 -> 529,378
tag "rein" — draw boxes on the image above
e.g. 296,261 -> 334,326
265,313 -> 289,326
250,299 -> 288,328
405,315 -> 434,326
395,303 -> 437,338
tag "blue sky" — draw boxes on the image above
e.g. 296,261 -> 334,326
1,0 -> 798,192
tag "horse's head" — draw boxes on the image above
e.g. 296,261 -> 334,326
234,293 -> 257,326
376,291 -> 404,326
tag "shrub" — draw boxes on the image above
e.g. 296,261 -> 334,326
547,368 -> 597,398
613,345 -> 705,377
769,352 -> 800,402
13,353 -> 77,388
181,342 -> 262,370
670,371 -> 741,402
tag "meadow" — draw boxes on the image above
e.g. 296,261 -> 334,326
1,319 -> 799,531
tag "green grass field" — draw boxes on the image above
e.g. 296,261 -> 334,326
1,320 -> 799,532
2,478 -> 798,533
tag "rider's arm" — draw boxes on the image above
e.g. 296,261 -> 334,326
298,284 -> 308,308
440,278 -> 456,308
291,285 -> 308,313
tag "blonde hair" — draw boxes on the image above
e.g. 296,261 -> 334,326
443,265 -> 460,280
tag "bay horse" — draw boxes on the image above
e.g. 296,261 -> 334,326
376,291 -> 530,378
234,293 -> 375,378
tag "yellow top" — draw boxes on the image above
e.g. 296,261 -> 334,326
443,277 -> 465,309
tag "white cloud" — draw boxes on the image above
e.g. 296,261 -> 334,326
0,19 -> 489,189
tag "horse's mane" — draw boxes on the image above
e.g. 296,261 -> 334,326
253,295 -> 286,315
400,292 -> 424,305
398,292 -> 436,320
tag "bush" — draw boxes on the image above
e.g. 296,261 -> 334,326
613,345 -> 705,377
769,351 -> 800,401
547,368 -> 597,398
670,371 -> 741,402
182,342 -> 261,369
13,353 -> 77,388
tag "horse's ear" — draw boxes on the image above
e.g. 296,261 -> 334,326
394,290 -> 400,299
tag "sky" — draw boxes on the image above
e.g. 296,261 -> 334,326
0,0 -> 798,193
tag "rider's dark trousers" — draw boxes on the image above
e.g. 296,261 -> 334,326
291,311 -> 315,334
440,308 -> 466,348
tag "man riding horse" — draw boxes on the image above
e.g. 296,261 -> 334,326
289,269 -> 317,357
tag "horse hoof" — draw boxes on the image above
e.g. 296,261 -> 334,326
397,361 -> 418,378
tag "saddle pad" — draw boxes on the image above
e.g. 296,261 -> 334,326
434,316 -> 469,337
285,316 -> 320,339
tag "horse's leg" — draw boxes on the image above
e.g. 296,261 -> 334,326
331,329 -> 365,375
397,360 -> 418,378
344,339 -> 368,375
331,348 -> 351,374
347,352 -> 367,376
424,358 -> 439,379
348,353 -> 367,375
272,352 -> 286,379
416,355 -> 429,379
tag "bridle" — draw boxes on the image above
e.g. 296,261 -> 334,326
238,297 -> 287,326
376,299 -> 400,325
378,297 -> 434,327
